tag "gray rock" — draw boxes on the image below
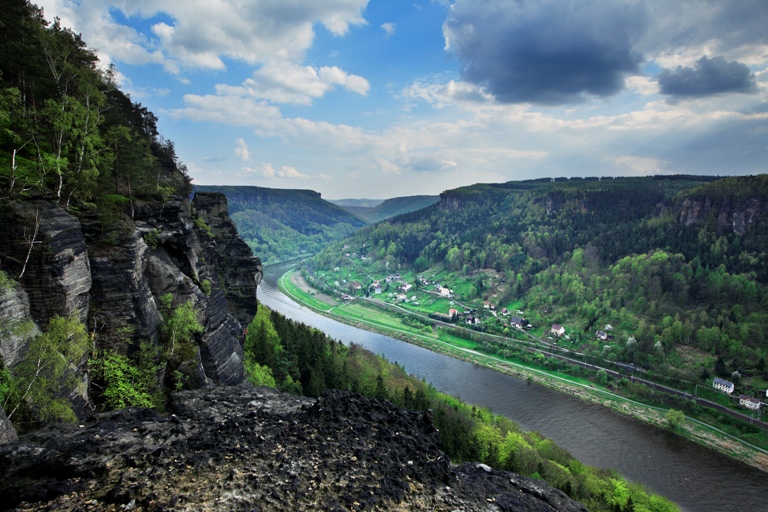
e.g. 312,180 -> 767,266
0,405 -> 16,444
0,387 -> 588,511
0,200 -> 91,327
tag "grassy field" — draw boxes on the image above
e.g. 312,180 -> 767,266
277,268 -> 768,472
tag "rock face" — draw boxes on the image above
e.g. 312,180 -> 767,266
192,192 -> 262,327
0,193 -> 261,419
0,386 -> 587,511
0,200 -> 91,328
678,193 -> 768,235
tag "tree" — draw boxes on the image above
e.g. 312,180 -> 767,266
596,369 -> 608,386
161,295 -> 203,362
3,315 -> 89,424
665,409 -> 686,430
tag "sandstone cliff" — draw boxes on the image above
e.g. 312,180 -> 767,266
0,385 -> 588,512
0,192 -> 261,430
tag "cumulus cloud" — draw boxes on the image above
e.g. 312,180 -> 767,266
658,56 -> 758,98
443,0 -> 646,105
235,139 -> 250,162
37,0 -> 369,72
381,22 -> 396,36
239,163 -> 310,179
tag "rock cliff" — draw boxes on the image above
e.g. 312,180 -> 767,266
0,385 -> 588,512
0,192 -> 261,428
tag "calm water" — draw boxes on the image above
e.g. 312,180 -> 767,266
259,261 -> 767,512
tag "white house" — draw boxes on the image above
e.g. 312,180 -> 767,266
551,324 -> 565,337
739,395 -> 761,410
712,377 -> 735,395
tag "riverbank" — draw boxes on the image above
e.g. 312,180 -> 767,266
280,269 -> 768,473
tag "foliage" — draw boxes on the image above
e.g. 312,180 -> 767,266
89,342 -> 163,410
3,315 -> 89,425
194,216 -> 215,238
143,229 -> 160,250
195,185 -> 367,263
0,1 -> 191,212
665,409 -> 686,430
244,360 -> 277,387
160,296 -> 203,363
201,278 -> 212,297
309,175 -> 768,397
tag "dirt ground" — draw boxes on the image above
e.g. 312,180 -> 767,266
290,271 -> 338,306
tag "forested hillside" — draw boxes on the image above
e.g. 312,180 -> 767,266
309,175 -> 768,395
0,1 -> 190,210
195,185 -> 366,263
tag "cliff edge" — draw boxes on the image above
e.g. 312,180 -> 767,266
0,385 -> 587,512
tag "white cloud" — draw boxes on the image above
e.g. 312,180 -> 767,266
381,22 -> 396,36
241,62 -> 369,105
38,0 -> 370,73
239,163 -> 310,179
235,139 -> 250,162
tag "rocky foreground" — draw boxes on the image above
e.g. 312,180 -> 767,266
0,386 -> 587,511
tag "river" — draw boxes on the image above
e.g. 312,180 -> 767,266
259,261 -> 767,512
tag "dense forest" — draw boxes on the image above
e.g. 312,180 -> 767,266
0,0 -> 191,211
309,175 -> 768,396
195,185 -> 366,263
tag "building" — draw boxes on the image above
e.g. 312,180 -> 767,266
596,330 -> 608,340
739,395 -> 761,410
551,324 -> 565,337
712,377 -> 735,395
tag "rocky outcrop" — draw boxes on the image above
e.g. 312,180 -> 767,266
0,277 -> 40,369
679,195 -> 768,235
0,386 -> 587,511
0,405 -> 15,444
0,200 -> 91,328
0,193 -> 261,417
192,192 -> 261,327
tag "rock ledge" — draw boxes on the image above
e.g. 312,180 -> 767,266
0,386 -> 587,511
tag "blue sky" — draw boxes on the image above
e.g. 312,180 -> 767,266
39,0 -> 768,199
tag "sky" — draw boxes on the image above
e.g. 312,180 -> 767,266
37,0 -> 768,199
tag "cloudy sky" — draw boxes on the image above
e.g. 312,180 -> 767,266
38,0 -> 767,199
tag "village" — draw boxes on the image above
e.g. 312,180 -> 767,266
311,257 -> 768,419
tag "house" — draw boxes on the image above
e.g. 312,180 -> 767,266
374,285 -> 382,294
551,324 -> 565,337
712,377 -> 735,395
439,287 -> 451,297
400,282 -> 412,292
510,317 -> 524,329
483,301 -> 490,309
739,395 -> 761,410
596,330 -> 608,340
350,281 -> 362,290
449,308 -> 459,321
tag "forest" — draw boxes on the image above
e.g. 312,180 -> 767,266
0,0 -> 191,214
309,175 -> 768,398
194,185 -> 366,263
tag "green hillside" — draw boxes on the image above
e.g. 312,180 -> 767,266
308,175 -> 768,396
195,185 -> 366,263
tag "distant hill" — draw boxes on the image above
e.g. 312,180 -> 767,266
331,195 -> 439,223
308,175 -> 768,396
195,185 -> 366,263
